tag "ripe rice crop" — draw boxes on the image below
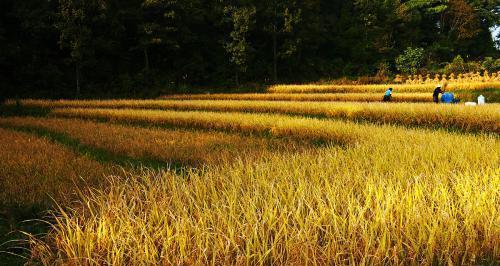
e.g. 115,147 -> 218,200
48,108 -> 385,145
268,82 -> 500,93
161,92 -> 435,102
0,117 -> 305,166
29,126 -> 499,264
43,101 -> 500,133
5,99 -> 499,264
0,128 -> 110,207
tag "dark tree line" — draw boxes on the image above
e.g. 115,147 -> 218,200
0,0 -> 498,99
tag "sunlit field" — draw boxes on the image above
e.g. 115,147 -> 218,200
1,86 -> 499,265
3,0 -> 500,264
268,81 -> 500,93
0,128 -> 113,207
161,92 -> 437,102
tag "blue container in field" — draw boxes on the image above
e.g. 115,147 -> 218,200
441,92 -> 455,103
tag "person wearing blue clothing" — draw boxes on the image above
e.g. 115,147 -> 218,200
441,92 -> 460,103
383,88 -> 393,102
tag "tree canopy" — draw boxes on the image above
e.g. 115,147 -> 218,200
0,0 -> 498,98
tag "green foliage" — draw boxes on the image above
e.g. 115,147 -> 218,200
56,0 -> 106,63
405,0 -> 447,12
261,0 -> 302,82
223,6 -> 256,73
399,0 -> 448,20
442,55 -> 496,74
375,62 -> 391,80
482,57 -> 500,72
395,47 -> 425,75
444,55 -> 466,74
139,0 -> 178,72
466,61 -> 482,73
0,0 -> 498,98
56,0 -> 108,96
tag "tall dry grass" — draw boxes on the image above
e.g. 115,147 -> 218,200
29,125 -> 500,264
48,102 -> 500,133
0,128 -> 110,207
268,82 -> 500,93
49,108 -> 382,144
0,117 -> 305,166
161,93 -> 435,102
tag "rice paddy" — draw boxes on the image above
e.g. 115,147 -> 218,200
268,82 -> 500,93
0,117 -> 303,167
10,99 -> 500,133
161,92 -> 436,102
0,128 -> 111,207
1,83 -> 499,265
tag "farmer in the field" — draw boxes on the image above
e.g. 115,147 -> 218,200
433,85 -> 444,103
383,88 -> 393,102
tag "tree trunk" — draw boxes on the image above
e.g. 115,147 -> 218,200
75,62 -> 81,98
272,30 -> 277,84
235,70 -> 240,87
272,4 -> 278,84
144,46 -> 150,72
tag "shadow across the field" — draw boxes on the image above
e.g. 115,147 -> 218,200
0,125 -> 178,171
0,102 -> 338,148
0,104 -> 50,117
0,205 -> 51,265
0,125 -> 198,265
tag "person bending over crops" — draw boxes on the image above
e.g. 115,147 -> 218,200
433,85 -> 444,103
383,88 -> 393,102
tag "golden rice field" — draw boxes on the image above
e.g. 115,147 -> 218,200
1,91 -> 499,265
0,128 -> 112,207
9,99 -> 500,133
268,82 -> 500,93
161,92 -> 435,102
22,100 -> 498,133
49,108 -> 363,144
27,123 -> 500,265
0,117 -> 303,167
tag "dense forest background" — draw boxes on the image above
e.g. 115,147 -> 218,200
0,0 -> 498,99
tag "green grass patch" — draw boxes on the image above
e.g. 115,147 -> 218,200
457,88 -> 500,103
